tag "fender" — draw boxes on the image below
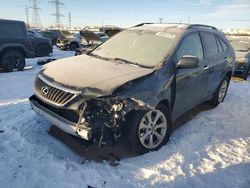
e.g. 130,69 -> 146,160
0,44 -> 33,58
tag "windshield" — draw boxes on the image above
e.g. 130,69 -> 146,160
91,30 -> 177,67
231,40 -> 249,52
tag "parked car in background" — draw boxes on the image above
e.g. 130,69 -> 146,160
231,39 -> 250,80
57,30 -> 109,51
28,30 -> 53,57
57,33 -> 87,51
30,23 -> 235,154
0,19 -> 33,71
39,30 -> 72,45
39,31 -> 59,45
99,25 -> 123,37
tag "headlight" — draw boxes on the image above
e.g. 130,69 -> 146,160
236,57 -> 248,63
111,102 -> 124,112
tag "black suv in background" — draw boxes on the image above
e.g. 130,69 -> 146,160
30,23 -> 235,154
40,30 -> 72,45
0,19 -> 33,71
28,30 -> 53,57
230,39 -> 250,80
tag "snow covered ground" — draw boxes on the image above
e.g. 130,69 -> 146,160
0,48 -> 250,188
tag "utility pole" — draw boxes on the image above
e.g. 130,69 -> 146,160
68,12 -> 72,29
25,6 -> 30,27
49,0 -> 64,29
159,17 -> 163,24
188,16 -> 190,24
30,0 -> 42,28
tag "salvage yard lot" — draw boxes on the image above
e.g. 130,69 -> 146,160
0,48 -> 250,188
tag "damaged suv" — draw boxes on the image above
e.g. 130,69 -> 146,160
30,23 -> 235,154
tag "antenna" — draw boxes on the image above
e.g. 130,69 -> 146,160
49,0 -> 65,28
30,0 -> 42,28
68,12 -> 72,29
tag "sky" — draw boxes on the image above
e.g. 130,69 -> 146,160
0,0 -> 250,29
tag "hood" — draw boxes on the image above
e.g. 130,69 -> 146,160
41,55 -> 154,94
235,51 -> 249,59
80,30 -> 101,42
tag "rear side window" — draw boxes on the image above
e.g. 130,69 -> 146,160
0,23 -> 26,36
175,33 -> 203,62
216,36 -> 224,54
218,38 -> 228,51
201,33 -> 218,57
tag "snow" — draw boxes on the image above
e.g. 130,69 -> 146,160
0,47 -> 250,188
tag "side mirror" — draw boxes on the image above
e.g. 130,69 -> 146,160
176,55 -> 199,69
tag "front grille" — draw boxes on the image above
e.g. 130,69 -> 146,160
35,76 -> 77,106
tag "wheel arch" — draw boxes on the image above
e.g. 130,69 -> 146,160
0,47 -> 26,57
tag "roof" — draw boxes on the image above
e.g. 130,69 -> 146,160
130,23 -> 218,34
0,19 -> 25,24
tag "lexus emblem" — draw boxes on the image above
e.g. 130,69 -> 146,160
41,86 -> 49,96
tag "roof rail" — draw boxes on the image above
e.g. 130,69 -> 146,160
187,24 -> 218,30
132,22 -> 154,27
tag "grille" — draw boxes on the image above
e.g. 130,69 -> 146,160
35,76 -> 77,106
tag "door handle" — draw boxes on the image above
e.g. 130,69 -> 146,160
204,65 -> 214,73
204,65 -> 209,70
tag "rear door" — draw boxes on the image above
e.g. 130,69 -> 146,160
201,32 -> 227,95
172,32 -> 209,119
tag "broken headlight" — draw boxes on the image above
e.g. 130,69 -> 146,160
111,102 -> 124,112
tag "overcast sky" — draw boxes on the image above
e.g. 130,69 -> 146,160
0,0 -> 249,29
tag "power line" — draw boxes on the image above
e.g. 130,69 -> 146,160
30,0 -> 42,28
49,0 -> 65,28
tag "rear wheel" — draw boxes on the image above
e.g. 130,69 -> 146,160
36,45 -> 49,57
1,51 -> 25,71
126,104 -> 172,154
69,42 -> 79,51
209,76 -> 230,106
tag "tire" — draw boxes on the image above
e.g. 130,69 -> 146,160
209,76 -> 230,106
242,63 -> 250,80
35,45 -> 50,57
126,104 -> 172,154
69,42 -> 79,51
1,51 -> 25,71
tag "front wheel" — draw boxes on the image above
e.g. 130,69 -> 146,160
242,63 -> 250,80
126,104 -> 172,154
209,76 -> 230,106
1,51 -> 25,71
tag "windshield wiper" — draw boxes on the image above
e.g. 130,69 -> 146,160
88,53 -> 111,61
113,58 -> 153,68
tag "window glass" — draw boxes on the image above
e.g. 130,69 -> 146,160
202,33 -> 218,57
92,30 -> 177,67
219,38 -> 228,51
1,23 -> 25,36
175,33 -> 203,62
216,36 -> 224,54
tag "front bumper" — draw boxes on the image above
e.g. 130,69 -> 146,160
234,62 -> 250,76
29,96 -> 91,140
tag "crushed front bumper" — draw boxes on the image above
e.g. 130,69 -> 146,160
29,96 -> 91,140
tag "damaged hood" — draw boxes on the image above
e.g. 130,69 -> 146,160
41,55 -> 154,94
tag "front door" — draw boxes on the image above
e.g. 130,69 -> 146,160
172,32 -> 209,120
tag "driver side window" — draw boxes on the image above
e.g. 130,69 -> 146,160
175,33 -> 203,63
